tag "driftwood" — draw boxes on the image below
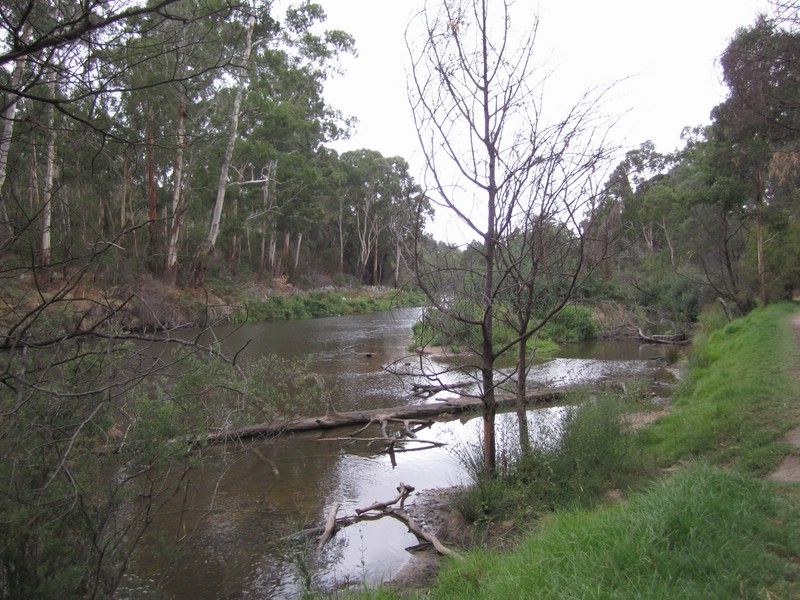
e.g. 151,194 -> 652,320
390,509 -> 455,557
411,381 -> 471,398
320,418 -> 445,467
315,482 -> 458,557
635,327 -> 690,345
356,482 -> 414,514
317,501 -> 341,552
204,388 -> 566,445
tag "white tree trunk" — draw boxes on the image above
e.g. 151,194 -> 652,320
206,15 -> 256,251
165,91 -> 187,283
40,82 -> 57,271
0,49 -> 28,235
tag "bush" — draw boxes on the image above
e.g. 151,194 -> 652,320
514,392 -> 643,509
540,304 -> 599,342
453,389 -> 648,527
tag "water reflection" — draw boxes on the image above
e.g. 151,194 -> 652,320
128,309 -> 676,598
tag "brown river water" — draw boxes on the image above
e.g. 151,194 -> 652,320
120,308 -> 676,599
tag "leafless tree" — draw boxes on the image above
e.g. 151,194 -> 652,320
406,0 -> 617,473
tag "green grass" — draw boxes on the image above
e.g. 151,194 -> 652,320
431,464 -> 800,599
230,288 -> 426,322
637,301 -> 800,474
337,302 -> 800,600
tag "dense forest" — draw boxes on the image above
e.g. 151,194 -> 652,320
1,0 -> 799,597
0,1 -> 797,313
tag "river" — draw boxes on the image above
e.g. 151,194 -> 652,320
122,308 -> 676,599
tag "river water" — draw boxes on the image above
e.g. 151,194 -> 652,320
124,308 -> 676,599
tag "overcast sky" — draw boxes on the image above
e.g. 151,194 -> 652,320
319,0 -> 771,242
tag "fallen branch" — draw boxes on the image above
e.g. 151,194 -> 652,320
411,381 -> 471,398
353,483 -> 458,557
317,501 -> 341,552
390,509 -> 458,557
356,482 -> 414,515
635,327 -> 690,345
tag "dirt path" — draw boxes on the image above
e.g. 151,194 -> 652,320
765,313 -> 800,483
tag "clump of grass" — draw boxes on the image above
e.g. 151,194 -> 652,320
452,390 -> 650,529
432,464 -> 800,599
513,392 -> 648,510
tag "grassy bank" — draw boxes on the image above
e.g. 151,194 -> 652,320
348,302 -> 800,599
638,301 -> 800,474
226,287 -> 426,323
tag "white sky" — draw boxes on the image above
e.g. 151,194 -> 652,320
319,0 -> 771,242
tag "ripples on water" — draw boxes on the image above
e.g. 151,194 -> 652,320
127,309 -> 674,599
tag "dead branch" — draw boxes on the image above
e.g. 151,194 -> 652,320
356,482 -> 415,515
316,501 -> 341,552
309,483 -> 459,558
411,381 -> 471,398
389,509 -> 458,557
635,327 -> 690,345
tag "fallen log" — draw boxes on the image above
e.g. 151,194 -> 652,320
636,327 -> 690,345
411,381 -> 471,398
203,388 -> 567,444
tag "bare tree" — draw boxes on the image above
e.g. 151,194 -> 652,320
407,0 -> 616,474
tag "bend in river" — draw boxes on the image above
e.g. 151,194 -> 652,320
123,308 -> 677,599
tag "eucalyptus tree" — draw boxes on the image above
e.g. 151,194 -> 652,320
339,150 -> 427,284
0,2 -> 310,597
714,10 -> 800,305
407,0 -> 616,474
188,1 -> 355,286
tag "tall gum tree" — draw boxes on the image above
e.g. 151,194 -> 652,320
188,1 -> 355,287
407,0 -> 616,474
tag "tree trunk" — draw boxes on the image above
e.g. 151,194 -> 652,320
164,90 -> 187,286
40,83 -> 56,278
192,15 -> 256,287
258,232 -> 267,281
393,232 -> 402,288
146,106 -> 159,271
281,231 -> 290,277
515,333 -> 531,455
0,33 -> 28,240
372,232 -> 379,284
292,231 -> 303,282
269,233 -> 277,277
338,199 -> 345,274
755,172 -> 767,307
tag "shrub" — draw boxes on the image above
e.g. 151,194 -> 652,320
540,304 -> 599,342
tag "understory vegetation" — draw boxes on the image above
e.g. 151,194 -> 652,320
231,288 -> 426,323
410,303 -> 597,353
347,302 -> 800,599
3,0 -> 800,597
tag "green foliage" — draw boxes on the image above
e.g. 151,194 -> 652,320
432,464 -> 800,599
514,393 -> 645,510
452,390 -> 647,529
231,289 -> 425,323
694,301 -> 732,335
625,255 -> 715,323
637,302 -> 800,473
410,303 -> 597,353
539,304 -> 599,342
0,307 -> 335,597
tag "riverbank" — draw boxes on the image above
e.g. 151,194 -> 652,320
352,302 -> 800,599
5,273 -> 425,332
